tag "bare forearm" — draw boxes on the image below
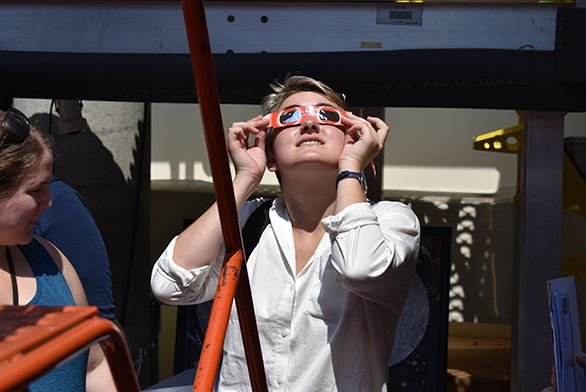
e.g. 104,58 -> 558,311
173,174 -> 259,270
335,178 -> 367,213
335,160 -> 366,214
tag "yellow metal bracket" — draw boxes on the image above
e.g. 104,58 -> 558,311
473,111 -> 585,218
473,111 -> 586,281
473,111 -> 523,154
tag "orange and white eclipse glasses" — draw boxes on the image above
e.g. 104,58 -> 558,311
264,105 -> 348,128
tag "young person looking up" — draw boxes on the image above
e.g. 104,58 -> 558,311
0,108 -> 116,391
151,75 -> 420,391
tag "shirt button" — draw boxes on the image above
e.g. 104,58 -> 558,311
281,328 -> 290,337
277,377 -> 284,385
288,284 -> 294,292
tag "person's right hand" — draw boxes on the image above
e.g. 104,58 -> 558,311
226,115 -> 270,186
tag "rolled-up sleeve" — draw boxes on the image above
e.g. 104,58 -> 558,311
321,201 -> 420,308
150,198 -> 270,305
150,236 -> 222,305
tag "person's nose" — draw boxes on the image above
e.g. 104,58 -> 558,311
38,188 -> 52,211
300,115 -> 320,134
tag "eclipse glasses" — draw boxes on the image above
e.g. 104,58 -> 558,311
264,105 -> 348,128
0,108 -> 31,145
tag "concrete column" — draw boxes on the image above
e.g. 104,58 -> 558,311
16,98 -> 155,387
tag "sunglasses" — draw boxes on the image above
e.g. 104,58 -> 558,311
264,105 -> 348,128
0,108 -> 31,145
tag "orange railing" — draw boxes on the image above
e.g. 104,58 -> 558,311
0,305 -> 140,392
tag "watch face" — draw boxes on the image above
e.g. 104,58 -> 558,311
361,175 -> 368,194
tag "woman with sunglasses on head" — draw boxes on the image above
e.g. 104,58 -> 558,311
151,75 -> 420,391
0,109 -> 116,391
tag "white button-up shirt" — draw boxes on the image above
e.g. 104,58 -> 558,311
151,198 -> 420,392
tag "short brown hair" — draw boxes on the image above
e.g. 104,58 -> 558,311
0,123 -> 53,201
261,75 -> 347,115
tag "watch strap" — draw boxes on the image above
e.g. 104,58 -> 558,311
336,170 -> 367,192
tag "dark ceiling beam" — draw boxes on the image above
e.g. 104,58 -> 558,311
1,49 -> 585,111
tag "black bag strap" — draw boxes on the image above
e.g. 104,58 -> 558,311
242,198 -> 273,259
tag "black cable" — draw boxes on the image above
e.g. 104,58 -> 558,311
6,247 -> 19,306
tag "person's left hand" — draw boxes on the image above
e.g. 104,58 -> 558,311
547,353 -> 586,391
338,113 -> 389,172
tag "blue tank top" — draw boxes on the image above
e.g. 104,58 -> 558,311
19,238 -> 88,392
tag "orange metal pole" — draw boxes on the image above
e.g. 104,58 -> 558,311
191,249 -> 243,391
0,318 -> 139,392
179,1 -> 267,391
95,319 -> 142,392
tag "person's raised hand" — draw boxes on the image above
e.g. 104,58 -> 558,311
226,115 -> 270,185
338,113 -> 389,172
547,353 -> 586,391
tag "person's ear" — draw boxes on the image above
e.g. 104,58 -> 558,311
267,157 -> 279,172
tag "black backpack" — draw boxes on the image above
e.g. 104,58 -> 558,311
241,199 -> 273,259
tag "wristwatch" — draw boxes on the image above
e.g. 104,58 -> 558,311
336,170 -> 368,193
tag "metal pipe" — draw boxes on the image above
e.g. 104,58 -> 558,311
0,315 -> 140,392
179,1 -> 267,391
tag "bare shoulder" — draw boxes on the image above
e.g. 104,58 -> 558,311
35,236 -> 64,268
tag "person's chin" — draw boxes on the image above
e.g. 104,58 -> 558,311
17,231 -> 34,245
